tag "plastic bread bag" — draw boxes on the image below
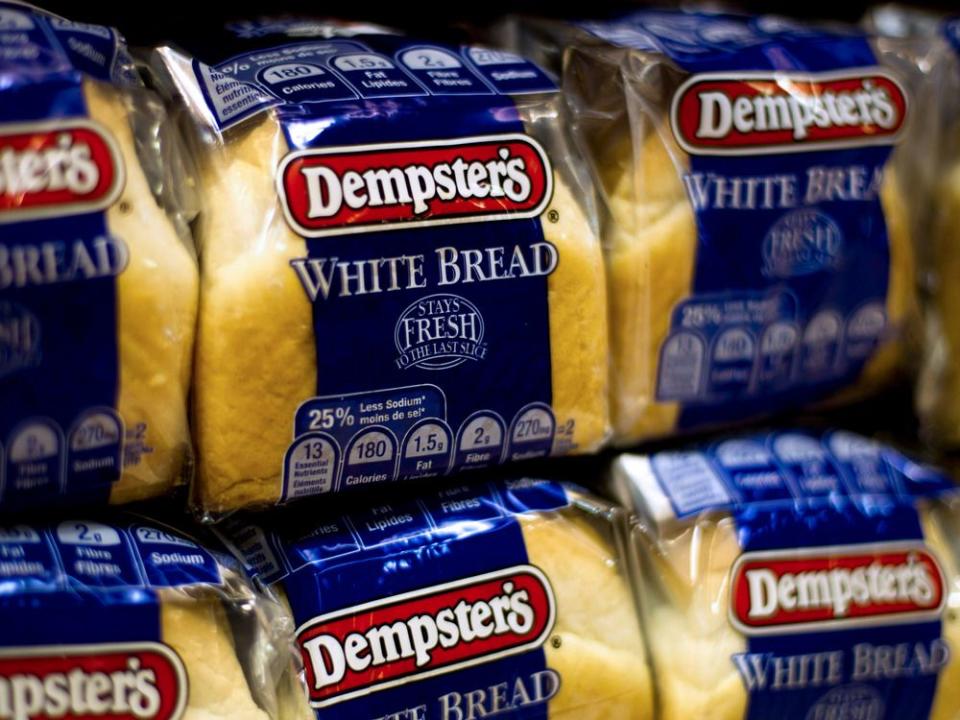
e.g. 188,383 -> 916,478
0,510 -> 301,720
866,6 -> 960,449
0,2 -> 199,509
218,477 -> 652,719
502,10 -> 941,446
149,18 -> 609,515
611,428 -> 960,720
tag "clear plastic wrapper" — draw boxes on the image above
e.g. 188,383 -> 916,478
0,2 -> 199,509
866,5 -> 960,449
612,429 -> 960,720
503,10 -> 942,446
150,18 -> 610,515
0,510 -> 298,720
219,477 -> 651,719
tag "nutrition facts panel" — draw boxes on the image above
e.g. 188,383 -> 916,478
0,520 -> 222,592
650,430 -> 929,518
282,384 -> 558,500
657,291 -> 886,403
194,39 -> 556,130
236,479 -> 570,584
1,409 -> 124,504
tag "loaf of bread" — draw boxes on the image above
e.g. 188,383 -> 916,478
613,430 -> 960,720
87,81 -> 198,505
0,3 -> 197,508
152,25 -> 608,514
600,122 -> 919,441
0,515 -> 291,720
507,11 -> 933,445
222,479 -> 652,718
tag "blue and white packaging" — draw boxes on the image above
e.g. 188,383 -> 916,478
506,10 -> 940,446
220,478 -> 653,719
0,2 -> 199,510
150,18 -> 609,514
0,511 -> 293,720
612,429 -> 960,720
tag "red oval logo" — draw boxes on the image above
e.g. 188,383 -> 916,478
0,119 -> 125,223
0,642 -> 188,720
671,70 -> 908,156
277,134 -> 553,237
730,542 -> 946,635
296,565 -> 556,707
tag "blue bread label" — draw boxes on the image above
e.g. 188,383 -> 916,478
183,22 -> 570,501
0,2 -> 131,509
644,429 -> 952,720
0,514 -> 222,720
584,11 -> 904,429
651,430 -> 954,518
227,478 -> 569,718
0,517 -> 223,593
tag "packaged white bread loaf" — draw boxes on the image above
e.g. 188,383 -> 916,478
507,10 -> 940,445
0,2 -> 199,510
866,6 -> 960,450
220,477 -> 652,719
151,19 -> 609,514
612,429 -> 960,720
0,512 -> 297,720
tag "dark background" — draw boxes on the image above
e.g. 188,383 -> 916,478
38,1 -> 955,45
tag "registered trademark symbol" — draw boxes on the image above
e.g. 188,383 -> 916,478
551,636 -> 562,649
547,209 -> 559,223
119,200 -> 132,214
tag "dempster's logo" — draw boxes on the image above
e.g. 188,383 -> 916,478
730,542 -> 946,635
277,134 -> 553,237
0,119 -> 125,223
0,643 -> 188,720
671,70 -> 908,156
296,565 -> 556,707
395,293 -> 487,370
